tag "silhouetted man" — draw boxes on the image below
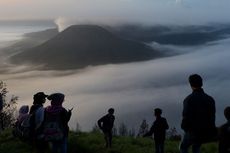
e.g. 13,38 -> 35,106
98,108 -> 115,148
144,108 -> 169,153
180,74 -> 216,153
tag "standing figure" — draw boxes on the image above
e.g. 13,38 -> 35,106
30,92 -> 48,153
180,74 -> 217,153
43,93 -> 72,153
144,108 -> 169,153
98,108 -> 115,148
219,106 -> 230,153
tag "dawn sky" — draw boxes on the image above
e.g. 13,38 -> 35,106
1,0 -> 230,26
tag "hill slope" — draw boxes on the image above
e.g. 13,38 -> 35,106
10,25 -> 160,70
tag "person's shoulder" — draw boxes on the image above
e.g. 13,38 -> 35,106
183,93 -> 193,103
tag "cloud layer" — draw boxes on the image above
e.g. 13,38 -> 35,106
2,37 -> 230,131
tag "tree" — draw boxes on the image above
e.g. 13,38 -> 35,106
118,122 -> 128,136
128,127 -> 136,137
137,119 -> 149,137
0,81 -> 18,131
75,121 -> 81,133
112,126 -> 118,136
167,127 -> 181,141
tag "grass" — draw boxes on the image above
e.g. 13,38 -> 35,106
0,129 -> 218,153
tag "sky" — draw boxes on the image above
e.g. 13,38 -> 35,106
1,0 -> 230,27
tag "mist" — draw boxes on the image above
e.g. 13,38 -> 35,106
1,36 -> 230,131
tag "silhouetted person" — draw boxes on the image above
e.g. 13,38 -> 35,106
44,93 -> 72,153
98,108 -> 115,148
30,92 -> 48,153
219,106 -> 230,153
180,74 -> 217,153
144,108 -> 169,153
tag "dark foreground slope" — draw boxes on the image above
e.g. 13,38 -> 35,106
10,25 -> 160,70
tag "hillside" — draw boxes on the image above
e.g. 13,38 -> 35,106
0,129 -> 218,153
10,25 -> 160,70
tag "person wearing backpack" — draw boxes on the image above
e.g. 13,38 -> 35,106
30,92 -> 48,153
43,93 -> 72,153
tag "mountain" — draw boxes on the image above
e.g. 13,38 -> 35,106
10,25 -> 160,70
109,24 -> 230,45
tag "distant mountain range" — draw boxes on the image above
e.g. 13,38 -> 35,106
109,24 -> 230,45
10,25 -> 160,70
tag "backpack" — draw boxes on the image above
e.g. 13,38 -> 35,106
12,114 -> 33,141
42,110 -> 64,141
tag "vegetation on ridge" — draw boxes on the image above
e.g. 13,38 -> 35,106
0,129 -> 218,153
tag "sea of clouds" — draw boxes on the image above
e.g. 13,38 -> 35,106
1,36 -> 230,131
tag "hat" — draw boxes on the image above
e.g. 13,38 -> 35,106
47,93 -> 65,106
33,92 -> 48,101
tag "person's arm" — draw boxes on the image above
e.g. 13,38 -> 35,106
165,118 -> 169,130
97,116 -> 104,129
143,123 -> 154,137
181,98 -> 190,131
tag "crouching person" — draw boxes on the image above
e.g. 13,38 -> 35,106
42,93 -> 72,153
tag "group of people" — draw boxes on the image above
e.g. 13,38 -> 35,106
15,92 -> 72,153
97,74 -> 230,153
7,73 -> 230,153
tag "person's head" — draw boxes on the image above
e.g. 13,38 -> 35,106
19,105 -> 29,114
47,93 -> 65,107
108,108 -> 114,115
33,92 -> 48,105
224,106 -> 230,121
189,74 -> 203,89
154,108 -> 162,117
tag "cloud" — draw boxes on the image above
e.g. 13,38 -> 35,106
2,37 -> 230,131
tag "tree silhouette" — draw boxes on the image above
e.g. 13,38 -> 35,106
137,119 -> 149,137
0,81 -> 18,131
119,122 -> 128,136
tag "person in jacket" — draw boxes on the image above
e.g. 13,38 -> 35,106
219,106 -> 230,153
180,74 -> 216,153
98,108 -> 115,148
30,92 -> 48,153
44,93 -> 72,153
144,108 -> 169,153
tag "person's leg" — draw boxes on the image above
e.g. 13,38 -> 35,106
60,137 -> 68,153
192,143 -> 201,153
51,141 -> 59,153
103,131 -> 109,148
108,131 -> 112,148
180,133 -> 192,153
155,141 -> 160,153
35,140 -> 48,153
160,142 -> 165,153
